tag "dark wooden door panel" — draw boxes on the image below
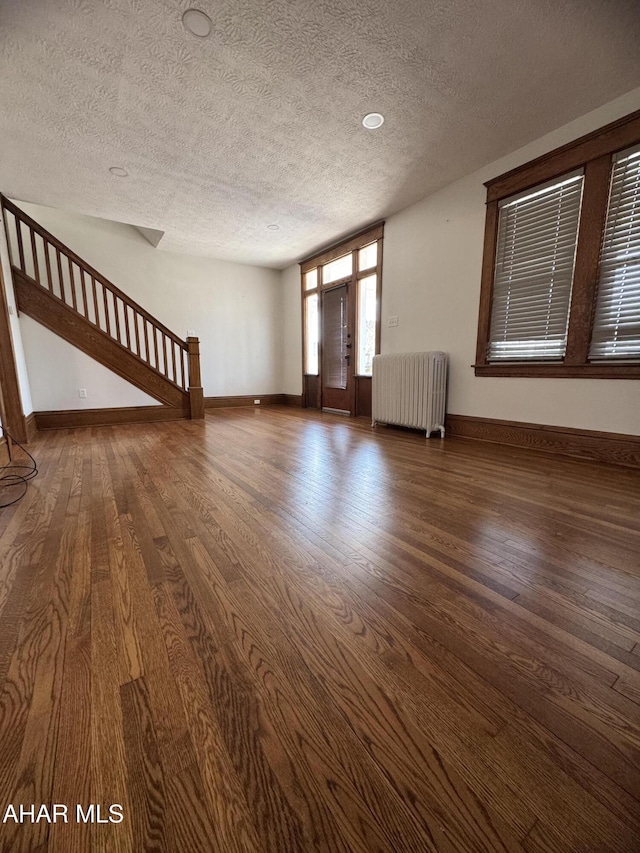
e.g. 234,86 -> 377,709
322,284 -> 351,411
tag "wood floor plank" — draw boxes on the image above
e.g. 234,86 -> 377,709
49,497 -> 92,853
152,580 -> 308,852
1,409 -> 639,852
205,433 -> 640,683
0,463 -> 75,853
0,437 -> 68,618
89,441 -> 111,585
178,536 -> 448,852
151,502 -> 420,850
164,763 -> 222,853
234,575 -> 525,851
154,451 -> 508,735
252,456 -> 639,695
120,677 -> 169,853
0,560 -> 40,689
90,578 -> 134,853
148,582 -> 263,853
115,509 -> 195,778
146,456 -> 543,842
226,529 -> 636,846
184,530 -> 517,850
360,565 -> 640,795
177,429 -> 640,803
614,676 -> 640,706
48,635 -> 91,853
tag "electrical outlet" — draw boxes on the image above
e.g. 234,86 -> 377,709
78,388 -> 87,399
254,399 -> 260,405
187,329 -> 196,337
388,315 -> 399,327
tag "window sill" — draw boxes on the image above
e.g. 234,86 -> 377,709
474,363 -> 640,379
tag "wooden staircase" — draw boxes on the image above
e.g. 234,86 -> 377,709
1,197 -> 204,420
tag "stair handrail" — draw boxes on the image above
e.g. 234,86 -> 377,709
1,196 -> 185,350
1,195 -> 205,418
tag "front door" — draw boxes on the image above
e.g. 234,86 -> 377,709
321,283 -> 352,412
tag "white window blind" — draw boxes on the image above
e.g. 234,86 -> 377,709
488,172 -> 584,361
589,146 -> 640,361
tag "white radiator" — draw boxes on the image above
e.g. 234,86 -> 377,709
372,352 -> 448,438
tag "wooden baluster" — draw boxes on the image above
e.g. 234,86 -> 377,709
171,339 -> 177,384
43,239 -> 53,291
16,219 -> 26,272
163,334 -> 169,379
153,325 -> 160,371
102,283 -> 112,336
142,317 -> 151,364
179,345 -> 185,390
80,269 -> 89,318
68,257 -> 78,310
187,336 -> 204,419
30,228 -> 40,283
56,246 -> 67,302
113,293 -> 122,344
133,310 -> 140,357
143,319 -> 150,365
91,276 -> 100,326
123,303 -> 131,351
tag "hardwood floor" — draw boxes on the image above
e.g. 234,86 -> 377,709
0,406 -> 639,852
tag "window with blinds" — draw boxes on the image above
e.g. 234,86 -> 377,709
477,109 -> 640,377
488,172 -> 584,361
589,145 -> 640,361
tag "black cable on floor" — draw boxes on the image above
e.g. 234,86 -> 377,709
0,428 -> 38,508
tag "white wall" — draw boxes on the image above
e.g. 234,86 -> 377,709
284,88 -> 640,435
13,203 -> 283,410
19,318 -> 159,410
11,88 -> 640,430
281,264 -> 303,396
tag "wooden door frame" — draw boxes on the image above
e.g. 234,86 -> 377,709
300,222 -> 384,416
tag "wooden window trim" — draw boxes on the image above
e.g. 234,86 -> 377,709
476,109 -> 640,379
300,223 -> 384,273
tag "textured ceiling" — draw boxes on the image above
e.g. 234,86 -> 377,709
1,0 -> 640,269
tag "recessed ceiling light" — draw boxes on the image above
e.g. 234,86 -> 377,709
109,166 -> 128,177
267,224 -> 280,231
362,112 -> 384,130
182,8 -> 212,38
